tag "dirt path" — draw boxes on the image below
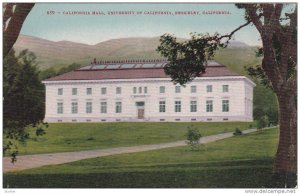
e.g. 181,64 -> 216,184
3,128 -> 257,173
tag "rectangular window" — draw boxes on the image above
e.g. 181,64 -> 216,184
190,101 -> 197,112
206,100 -> 213,112
175,86 -> 181,93
223,85 -> 229,92
222,100 -> 229,112
86,88 -> 92,95
133,87 -> 137,94
159,101 -> 166,112
101,87 -> 107,95
57,102 -> 63,114
191,86 -> 197,93
58,88 -> 63,95
86,102 -> 92,113
101,102 -> 107,113
206,85 -> 212,93
72,88 -> 77,95
116,87 -> 122,94
116,102 -> 122,113
159,86 -> 165,93
175,101 -> 181,112
138,87 -> 142,94
144,87 -> 148,94
71,102 -> 78,114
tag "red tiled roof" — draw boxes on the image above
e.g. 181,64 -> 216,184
44,65 -> 240,81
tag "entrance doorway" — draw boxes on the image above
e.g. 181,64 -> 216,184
137,109 -> 144,119
135,101 -> 145,119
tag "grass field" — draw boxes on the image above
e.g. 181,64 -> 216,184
4,127 -> 278,188
6,122 -> 255,156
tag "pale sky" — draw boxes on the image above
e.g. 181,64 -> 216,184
21,3 -> 262,46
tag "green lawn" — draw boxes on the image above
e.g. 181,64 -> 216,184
4,127 -> 279,188
6,122 -> 254,155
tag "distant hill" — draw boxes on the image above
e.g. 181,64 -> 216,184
14,35 -> 162,70
14,34 -> 261,75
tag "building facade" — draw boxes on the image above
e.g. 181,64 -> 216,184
43,60 -> 255,122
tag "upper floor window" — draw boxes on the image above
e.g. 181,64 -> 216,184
159,86 -> 165,94
86,88 -> 92,95
144,87 -> 148,94
116,87 -> 122,94
175,86 -> 181,93
222,100 -> 229,112
86,102 -> 92,113
133,87 -> 137,94
72,88 -> 77,95
58,88 -> 63,95
191,86 -> 197,93
206,100 -> 213,112
159,101 -> 166,113
101,87 -> 107,95
175,101 -> 181,112
138,87 -> 142,94
206,85 -> 212,93
223,85 -> 229,92
57,102 -> 63,114
71,102 -> 78,114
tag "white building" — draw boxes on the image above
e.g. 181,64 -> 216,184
42,60 -> 255,123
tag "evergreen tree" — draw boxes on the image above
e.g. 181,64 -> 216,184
3,49 -> 46,161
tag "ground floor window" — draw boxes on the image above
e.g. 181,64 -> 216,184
206,100 -> 213,112
222,100 -> 229,112
101,102 -> 107,113
86,102 -> 92,113
190,101 -> 197,112
159,101 -> 166,112
71,102 -> 78,114
175,101 -> 181,112
116,102 -> 122,113
57,102 -> 63,114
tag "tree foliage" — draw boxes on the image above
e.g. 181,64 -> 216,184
157,33 -> 226,85
39,63 -> 82,80
3,49 -> 47,162
186,126 -> 202,150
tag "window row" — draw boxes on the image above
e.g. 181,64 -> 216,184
57,85 -> 230,96
57,101 -> 122,114
133,87 -> 148,94
160,85 -> 229,94
58,87 -> 121,95
56,100 -> 229,114
159,100 -> 229,113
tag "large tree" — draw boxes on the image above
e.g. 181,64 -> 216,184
157,3 -> 297,186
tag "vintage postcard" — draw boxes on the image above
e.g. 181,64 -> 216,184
2,2 -> 297,191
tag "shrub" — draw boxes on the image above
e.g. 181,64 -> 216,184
233,128 -> 242,136
257,115 -> 269,130
186,126 -> 202,150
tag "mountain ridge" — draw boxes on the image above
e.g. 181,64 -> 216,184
14,34 -> 255,71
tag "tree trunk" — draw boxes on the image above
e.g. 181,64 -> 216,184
273,87 -> 297,187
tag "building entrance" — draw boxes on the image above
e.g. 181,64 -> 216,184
135,101 -> 145,119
